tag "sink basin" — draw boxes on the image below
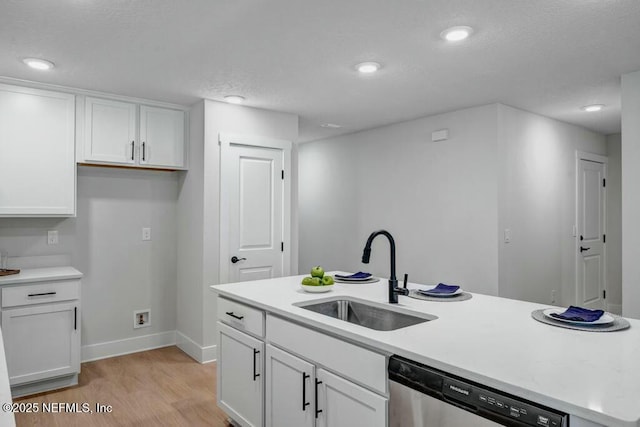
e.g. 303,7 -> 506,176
295,297 -> 436,331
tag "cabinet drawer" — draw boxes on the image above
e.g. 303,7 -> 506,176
218,297 -> 265,338
2,280 -> 80,308
267,315 -> 387,394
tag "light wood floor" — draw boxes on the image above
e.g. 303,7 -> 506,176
14,346 -> 231,427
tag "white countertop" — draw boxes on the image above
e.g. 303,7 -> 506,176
211,274 -> 640,427
0,267 -> 83,286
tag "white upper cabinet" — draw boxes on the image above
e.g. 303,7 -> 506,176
0,84 -> 76,217
139,105 -> 185,168
84,97 -> 137,165
81,97 -> 186,170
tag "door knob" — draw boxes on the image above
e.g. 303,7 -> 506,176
231,256 -> 247,264
580,246 -> 591,252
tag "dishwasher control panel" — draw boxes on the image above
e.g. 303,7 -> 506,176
443,377 -> 564,426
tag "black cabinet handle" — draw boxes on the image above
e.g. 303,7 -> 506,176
131,141 -> 135,160
74,307 -> 77,330
27,291 -> 56,297
580,246 -> 591,252
302,372 -> 310,411
225,311 -> 244,320
231,256 -> 247,264
253,349 -> 260,381
315,379 -> 323,418
142,142 -> 146,161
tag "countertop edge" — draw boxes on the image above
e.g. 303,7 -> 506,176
0,267 -> 83,285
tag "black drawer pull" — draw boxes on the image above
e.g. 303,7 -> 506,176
225,311 -> 244,320
74,307 -> 77,330
253,349 -> 260,381
302,372 -> 310,411
315,379 -> 323,418
27,291 -> 57,297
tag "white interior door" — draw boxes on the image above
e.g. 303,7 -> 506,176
577,155 -> 607,309
220,134 -> 292,284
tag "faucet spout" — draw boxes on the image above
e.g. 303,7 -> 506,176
361,230 -> 408,303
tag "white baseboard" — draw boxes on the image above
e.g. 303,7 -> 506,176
81,331 -> 176,362
607,303 -> 622,315
176,331 -> 217,364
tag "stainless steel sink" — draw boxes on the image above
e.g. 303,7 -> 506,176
295,297 -> 436,331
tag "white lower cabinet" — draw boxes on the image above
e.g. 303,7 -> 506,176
316,368 -> 387,427
0,273 -> 82,397
1,302 -> 79,386
265,344 -> 315,427
265,314 -> 388,427
217,321 -> 264,427
217,302 -> 388,427
266,344 -> 387,427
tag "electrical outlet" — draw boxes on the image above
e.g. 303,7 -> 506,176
142,227 -> 151,241
551,290 -> 557,304
47,230 -> 58,245
504,228 -> 511,243
133,309 -> 151,329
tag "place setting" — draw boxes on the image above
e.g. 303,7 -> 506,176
407,283 -> 472,302
531,305 -> 630,332
333,271 -> 380,284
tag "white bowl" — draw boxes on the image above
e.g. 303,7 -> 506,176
300,284 -> 334,293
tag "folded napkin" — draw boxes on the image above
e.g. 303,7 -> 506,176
550,306 -> 604,322
335,272 -> 372,279
419,283 -> 460,294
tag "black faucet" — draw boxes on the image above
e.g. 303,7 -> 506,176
361,230 -> 410,304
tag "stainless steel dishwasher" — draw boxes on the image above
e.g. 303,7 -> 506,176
388,355 -> 568,427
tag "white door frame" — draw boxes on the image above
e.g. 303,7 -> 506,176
575,150 -> 608,307
219,133 -> 292,284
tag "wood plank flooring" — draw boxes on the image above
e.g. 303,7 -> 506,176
14,346 -> 231,427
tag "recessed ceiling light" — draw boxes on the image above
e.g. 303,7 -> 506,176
321,123 -> 342,129
22,58 -> 55,70
355,62 -> 381,74
440,26 -> 474,42
581,104 -> 604,112
224,95 -> 245,105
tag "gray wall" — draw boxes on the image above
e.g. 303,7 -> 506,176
176,99 -> 299,361
497,105 -> 607,307
622,70 -> 640,318
300,103 -> 613,307
606,133 -> 622,311
0,166 -> 178,358
300,104 -> 500,295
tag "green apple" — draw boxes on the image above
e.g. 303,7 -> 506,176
301,276 -> 314,286
322,275 -> 334,286
310,266 -> 324,278
310,277 -> 322,286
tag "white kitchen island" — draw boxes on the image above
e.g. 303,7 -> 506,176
211,274 -> 640,427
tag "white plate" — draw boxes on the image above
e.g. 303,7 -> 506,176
416,285 -> 463,297
542,308 -> 615,326
334,277 -> 380,284
334,275 -> 373,282
301,284 -> 334,293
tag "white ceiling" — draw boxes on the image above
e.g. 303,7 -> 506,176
1,0 -> 639,142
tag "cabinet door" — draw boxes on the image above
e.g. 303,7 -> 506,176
1,302 -> 80,385
316,368 -> 387,427
139,105 -> 185,168
84,97 -> 137,164
265,344 -> 315,427
0,84 -> 75,216
218,321 -> 264,427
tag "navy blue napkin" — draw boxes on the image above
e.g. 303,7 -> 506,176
420,283 -> 460,294
550,306 -> 604,322
335,272 -> 372,279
